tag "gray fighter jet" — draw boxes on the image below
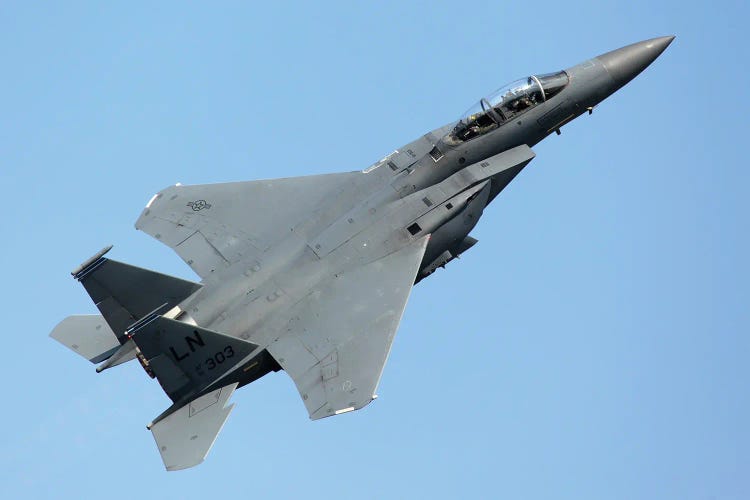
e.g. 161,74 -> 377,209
51,36 -> 674,470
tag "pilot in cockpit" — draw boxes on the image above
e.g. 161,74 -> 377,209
509,94 -> 533,113
444,72 -> 570,146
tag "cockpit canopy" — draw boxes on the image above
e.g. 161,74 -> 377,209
444,71 -> 570,145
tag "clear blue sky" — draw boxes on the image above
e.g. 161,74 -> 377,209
1,1 -> 748,499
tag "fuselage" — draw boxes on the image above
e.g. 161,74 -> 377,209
172,36 -> 675,397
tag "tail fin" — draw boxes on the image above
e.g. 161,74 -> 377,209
72,246 -> 203,341
129,316 -> 259,402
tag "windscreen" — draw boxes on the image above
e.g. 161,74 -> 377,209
443,71 -> 569,146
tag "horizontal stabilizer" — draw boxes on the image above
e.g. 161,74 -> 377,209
129,316 -> 259,402
50,315 -> 121,364
149,383 -> 238,471
72,249 -> 203,341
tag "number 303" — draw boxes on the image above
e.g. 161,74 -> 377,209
205,345 -> 235,370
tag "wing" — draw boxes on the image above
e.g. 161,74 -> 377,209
267,235 -> 430,419
134,172 -> 367,281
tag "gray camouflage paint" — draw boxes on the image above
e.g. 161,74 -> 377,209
51,37 -> 675,470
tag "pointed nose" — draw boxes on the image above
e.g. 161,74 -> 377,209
596,36 -> 675,90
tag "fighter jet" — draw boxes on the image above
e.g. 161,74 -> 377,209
50,36 -> 674,470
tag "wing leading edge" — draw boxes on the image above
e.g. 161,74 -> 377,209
268,235 -> 430,419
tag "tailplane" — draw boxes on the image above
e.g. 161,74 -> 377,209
50,246 -> 205,371
51,247 -> 258,470
148,383 -> 238,471
50,314 -> 122,364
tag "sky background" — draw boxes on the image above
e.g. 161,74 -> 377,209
1,1 -> 748,499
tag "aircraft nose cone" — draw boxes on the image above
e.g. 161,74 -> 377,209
596,36 -> 675,89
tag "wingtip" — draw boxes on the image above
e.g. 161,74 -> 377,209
166,459 -> 204,472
